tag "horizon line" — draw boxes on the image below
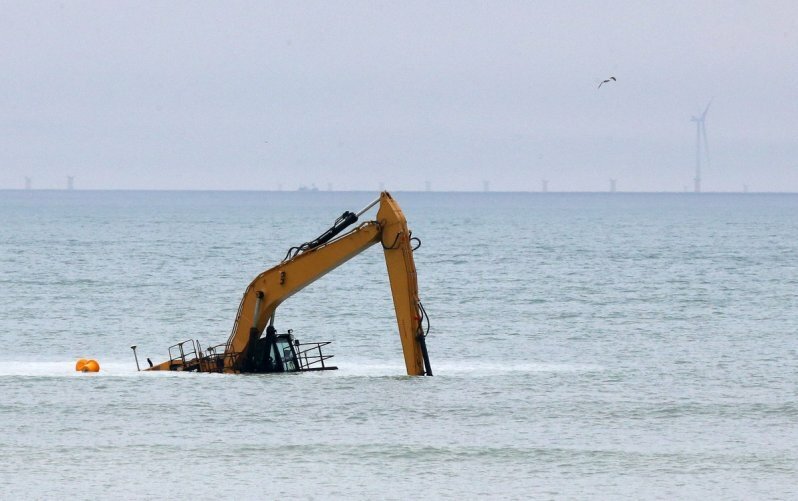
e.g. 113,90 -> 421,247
1,188 -> 796,195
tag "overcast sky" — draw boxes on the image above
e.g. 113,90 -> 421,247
2,1 -> 796,191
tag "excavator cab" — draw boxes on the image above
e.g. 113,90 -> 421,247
244,326 -> 336,373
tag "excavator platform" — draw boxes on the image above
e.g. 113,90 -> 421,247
153,329 -> 336,373
136,191 -> 432,376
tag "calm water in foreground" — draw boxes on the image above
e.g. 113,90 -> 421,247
1,190 -> 797,499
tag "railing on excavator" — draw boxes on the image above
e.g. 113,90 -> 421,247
167,339 -> 197,370
295,341 -> 334,371
167,340 -> 239,373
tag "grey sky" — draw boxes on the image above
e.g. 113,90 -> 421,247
2,1 -> 796,191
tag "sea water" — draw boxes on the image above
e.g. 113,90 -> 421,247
1,190 -> 796,499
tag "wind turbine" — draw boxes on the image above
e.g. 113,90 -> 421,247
690,101 -> 711,193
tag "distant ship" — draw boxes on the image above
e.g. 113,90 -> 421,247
297,184 -> 319,192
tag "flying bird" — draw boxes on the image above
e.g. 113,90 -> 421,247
598,76 -> 616,89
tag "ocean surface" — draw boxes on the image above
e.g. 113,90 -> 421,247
1,190 -> 796,499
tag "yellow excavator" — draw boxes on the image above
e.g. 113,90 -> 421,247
138,192 -> 432,376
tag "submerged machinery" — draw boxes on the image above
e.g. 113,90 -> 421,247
139,192 -> 432,376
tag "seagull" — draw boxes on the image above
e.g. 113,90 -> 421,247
598,76 -> 616,89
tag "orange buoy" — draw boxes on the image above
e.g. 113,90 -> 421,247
83,359 -> 100,372
76,359 -> 100,372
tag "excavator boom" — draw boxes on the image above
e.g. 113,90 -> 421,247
146,192 -> 431,376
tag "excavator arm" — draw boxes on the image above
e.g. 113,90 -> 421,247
376,193 -> 431,376
146,191 -> 431,376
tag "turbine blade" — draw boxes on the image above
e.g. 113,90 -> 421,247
701,99 -> 712,119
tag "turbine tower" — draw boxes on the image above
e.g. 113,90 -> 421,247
690,101 -> 711,193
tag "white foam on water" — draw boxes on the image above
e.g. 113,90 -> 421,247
0,358 -> 604,379
329,358 -> 604,377
431,360 -> 605,375
0,360 -> 148,377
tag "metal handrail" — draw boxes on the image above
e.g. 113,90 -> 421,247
294,342 -> 334,370
168,339 -> 198,369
